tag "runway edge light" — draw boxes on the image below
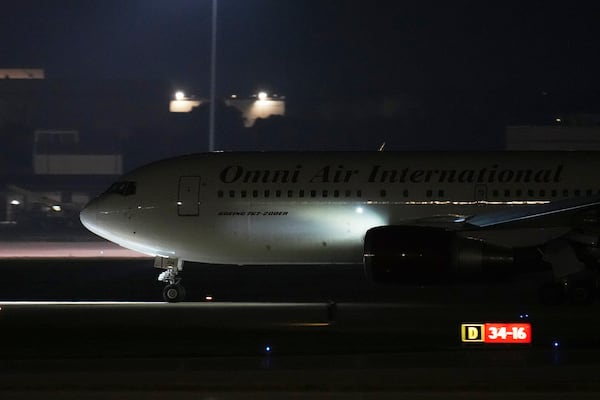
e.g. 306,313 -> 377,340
461,322 -> 532,344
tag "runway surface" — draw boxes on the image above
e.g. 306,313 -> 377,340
0,301 -> 599,398
0,239 -> 598,398
0,241 -> 150,259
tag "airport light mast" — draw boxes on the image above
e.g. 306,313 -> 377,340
208,0 -> 218,152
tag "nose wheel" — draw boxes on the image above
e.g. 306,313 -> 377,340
155,257 -> 186,303
163,283 -> 186,303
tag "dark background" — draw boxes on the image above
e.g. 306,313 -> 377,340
2,0 -> 599,159
4,1 -> 600,96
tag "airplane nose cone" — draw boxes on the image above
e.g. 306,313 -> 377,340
80,199 -> 98,232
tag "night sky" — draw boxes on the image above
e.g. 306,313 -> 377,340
1,0 -> 600,154
3,0 -> 600,98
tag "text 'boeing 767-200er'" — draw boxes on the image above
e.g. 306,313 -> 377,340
80,151 -> 600,303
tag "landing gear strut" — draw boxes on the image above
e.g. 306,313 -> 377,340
541,239 -> 599,306
155,257 -> 186,303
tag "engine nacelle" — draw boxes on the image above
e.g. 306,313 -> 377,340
363,226 -> 514,284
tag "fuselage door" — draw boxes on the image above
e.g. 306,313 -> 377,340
178,176 -> 200,216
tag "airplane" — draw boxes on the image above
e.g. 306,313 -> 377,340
80,151 -> 600,303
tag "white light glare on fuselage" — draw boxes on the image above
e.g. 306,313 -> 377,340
296,205 -> 386,244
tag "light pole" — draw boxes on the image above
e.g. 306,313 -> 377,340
208,0 -> 217,152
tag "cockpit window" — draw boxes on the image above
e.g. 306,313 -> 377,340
105,181 -> 136,196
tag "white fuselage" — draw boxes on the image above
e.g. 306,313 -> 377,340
80,151 -> 599,265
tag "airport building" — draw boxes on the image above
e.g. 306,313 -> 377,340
170,91 -> 286,128
224,93 -> 286,127
1,130 -> 122,230
0,68 -> 45,79
0,70 -> 168,231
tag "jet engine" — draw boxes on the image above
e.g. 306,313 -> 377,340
363,226 -> 514,284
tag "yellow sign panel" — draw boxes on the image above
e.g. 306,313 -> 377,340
461,324 -> 485,342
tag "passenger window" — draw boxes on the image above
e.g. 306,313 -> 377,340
287,190 -> 293,198
380,190 -> 386,197
217,190 -> 224,198
229,190 -> 235,198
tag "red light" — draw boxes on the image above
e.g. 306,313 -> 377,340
484,323 -> 531,344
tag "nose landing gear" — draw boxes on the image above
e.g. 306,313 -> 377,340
155,257 -> 186,303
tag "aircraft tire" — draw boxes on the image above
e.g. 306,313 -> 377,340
163,283 -> 186,303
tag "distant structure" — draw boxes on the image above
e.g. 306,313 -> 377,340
0,72 -> 152,229
169,91 -> 203,112
0,68 -> 45,79
33,130 -> 122,175
225,93 -> 286,127
169,91 -> 286,127
2,130 -> 122,227
506,114 -> 600,150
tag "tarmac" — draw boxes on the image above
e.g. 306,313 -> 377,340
0,239 -> 599,398
0,301 -> 599,398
